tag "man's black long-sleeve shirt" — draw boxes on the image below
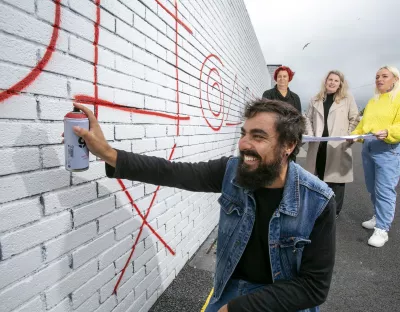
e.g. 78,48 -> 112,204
106,150 -> 336,311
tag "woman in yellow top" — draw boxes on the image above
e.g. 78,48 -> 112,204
351,65 -> 400,247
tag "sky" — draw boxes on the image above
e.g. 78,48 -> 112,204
244,0 -> 400,111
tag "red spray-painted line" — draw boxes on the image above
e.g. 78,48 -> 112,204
93,0 -> 100,118
174,0 -> 180,135
155,0 -> 192,34
116,179 -> 174,254
113,144 -> 177,294
74,95 -> 190,121
199,54 -> 225,131
226,122 -> 242,126
0,0 -> 61,103
206,68 -> 223,118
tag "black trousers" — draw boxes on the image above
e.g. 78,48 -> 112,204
316,142 -> 345,215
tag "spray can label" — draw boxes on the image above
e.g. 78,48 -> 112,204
64,109 -> 89,171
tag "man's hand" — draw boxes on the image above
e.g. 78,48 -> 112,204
71,103 -> 117,167
374,129 -> 388,141
218,304 -> 228,312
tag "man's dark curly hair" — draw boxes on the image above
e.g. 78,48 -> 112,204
243,99 -> 305,161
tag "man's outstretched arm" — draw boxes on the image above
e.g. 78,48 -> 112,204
72,103 -> 228,193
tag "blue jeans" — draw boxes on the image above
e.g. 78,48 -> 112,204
205,279 -> 265,312
362,139 -> 400,231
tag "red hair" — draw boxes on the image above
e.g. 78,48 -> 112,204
274,66 -> 295,82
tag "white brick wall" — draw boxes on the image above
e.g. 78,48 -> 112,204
0,0 -> 269,311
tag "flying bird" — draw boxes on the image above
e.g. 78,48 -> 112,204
302,42 -> 311,50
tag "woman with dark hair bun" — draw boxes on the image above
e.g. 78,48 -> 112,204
262,65 -> 302,112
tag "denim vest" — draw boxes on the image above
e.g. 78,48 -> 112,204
211,157 -> 334,312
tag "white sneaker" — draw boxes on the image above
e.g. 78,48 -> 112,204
362,215 -> 376,229
368,228 -> 388,247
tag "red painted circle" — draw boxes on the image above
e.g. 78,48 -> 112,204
199,54 -> 225,131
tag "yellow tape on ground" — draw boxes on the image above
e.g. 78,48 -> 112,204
200,288 -> 214,312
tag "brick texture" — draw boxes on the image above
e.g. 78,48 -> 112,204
0,0 -> 269,311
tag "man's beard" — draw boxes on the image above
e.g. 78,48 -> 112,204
236,148 -> 284,190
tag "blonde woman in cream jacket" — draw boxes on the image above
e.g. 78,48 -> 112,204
305,70 -> 359,218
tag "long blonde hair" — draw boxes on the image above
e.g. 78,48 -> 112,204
315,70 -> 349,103
374,66 -> 400,101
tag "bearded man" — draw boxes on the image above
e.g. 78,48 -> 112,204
72,99 -> 336,312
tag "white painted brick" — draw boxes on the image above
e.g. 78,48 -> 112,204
101,0 -> 133,25
134,15 -> 157,39
45,259 -> 98,309
0,2 -> 53,45
146,9 -> 167,34
97,105 -> 132,124
110,140 -> 132,152
69,35 -> 93,63
115,184 -> 145,208
145,125 -> 167,138
71,264 -> 114,309
133,245 -> 157,272
0,247 -> 42,291
0,257 -> 71,312
111,288 -> 135,312
145,248 -> 167,276
99,276 -> 119,304
97,178 -> 132,197
47,298 -> 70,312
28,71 -> 69,98
116,19 -> 145,49
75,292 -> 99,312
115,125 -> 145,140
38,98 -> 72,121
0,94 -> 37,120
117,241 -> 145,271
14,296 -> 44,312
98,47 -> 116,69
144,183 -> 158,195
115,217 -> 141,241
45,51 -> 93,81
0,197 -> 42,233
144,96 -> 166,111
73,196 -> 115,228
72,162 -> 106,185
97,66 -> 133,91
130,135 -> 162,152
43,183 -> 97,215
41,144 -> 64,168
2,0 -> 35,13
0,147 -> 40,176
96,296 -> 117,312
116,267 -> 145,302
133,46 -> 157,69
37,0 -> 93,41
115,90 -> 145,112
121,0 -> 145,18
98,205 -> 133,234
145,38 -> 167,60
4,22 -> 38,56
99,29 -> 132,59
0,211 -> 71,259
134,266 -> 158,299
72,231 -> 115,268
0,121 -> 63,147
98,235 -> 133,270
45,222 -> 97,262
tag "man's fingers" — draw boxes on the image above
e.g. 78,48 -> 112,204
73,126 -> 90,138
73,103 -> 98,124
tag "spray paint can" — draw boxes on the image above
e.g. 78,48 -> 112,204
64,107 -> 89,171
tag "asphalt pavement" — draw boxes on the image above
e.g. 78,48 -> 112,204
150,144 -> 400,312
